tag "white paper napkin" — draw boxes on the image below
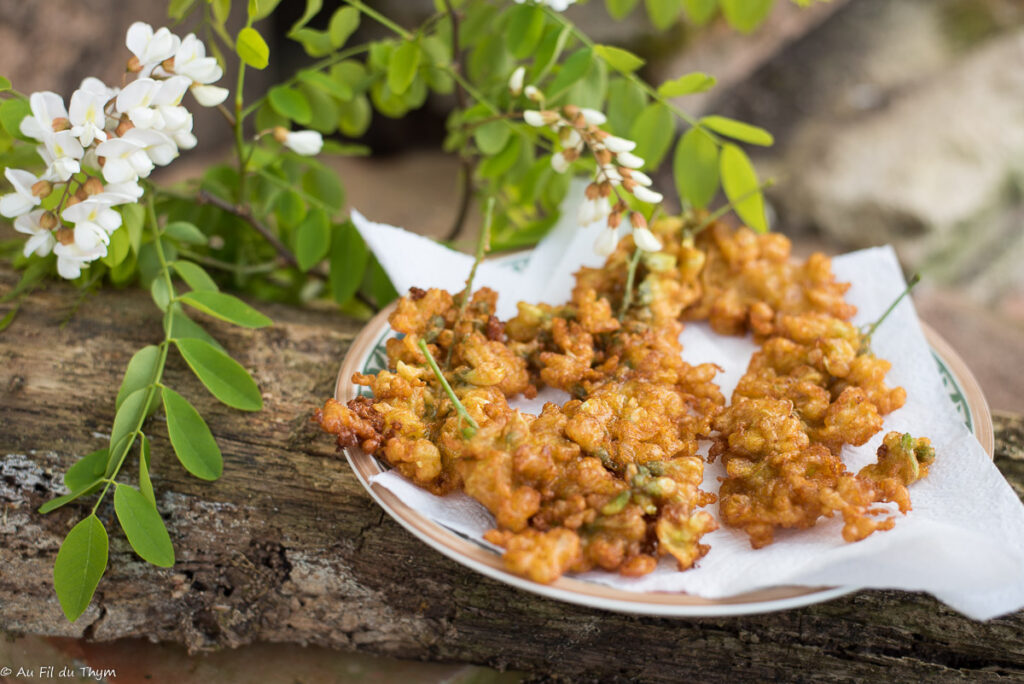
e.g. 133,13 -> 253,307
349,197 -> 1024,620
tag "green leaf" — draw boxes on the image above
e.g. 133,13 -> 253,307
163,221 -> 207,245
302,166 -> 344,211
682,0 -> 718,25
162,386 -> 224,480
328,6 -> 360,48
298,69 -> 352,101
388,40 -> 422,96
329,221 -> 368,305
474,120 -> 510,156
116,345 -> 161,411
166,306 -> 225,353
250,0 -> 283,20
236,27 -> 270,70
0,306 -> 17,333
720,0 -> 772,32
114,484 -> 174,567
100,224 -> 131,268
720,143 -> 768,233
547,48 -> 593,97
121,204 -> 144,254
274,188 -> 306,226
108,387 -> 149,475
173,261 -> 218,292
212,0 -> 231,25
0,98 -> 30,139
0,76 -> 11,93
338,95 -> 372,137
294,208 -> 331,271
65,449 -> 108,492
269,86 -> 312,125
658,72 -> 716,98
150,277 -> 171,311
174,338 -> 263,411
606,0 -> 641,20
362,256 -> 399,309
530,26 -> 571,83
700,115 -> 774,146
53,515 -> 108,622
507,4 -> 545,59
290,28 -> 334,58
594,44 -> 645,74
168,0 -> 197,20
139,436 -> 155,507
178,290 -> 272,329
607,77 -> 647,136
646,0 -> 683,30
674,127 -> 720,209
37,486 -> 100,515
629,103 -> 675,170
290,0 -> 323,33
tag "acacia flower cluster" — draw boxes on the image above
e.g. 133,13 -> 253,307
518,83 -> 664,257
0,22 -> 228,279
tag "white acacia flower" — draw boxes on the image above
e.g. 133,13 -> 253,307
513,0 -> 577,11
116,76 -> 190,129
69,87 -> 109,147
174,34 -> 223,84
126,22 -> 180,75
14,210 -> 55,257
190,84 -> 229,107
96,131 -> 160,182
600,164 -> 623,185
616,151 -> 645,169
578,197 -> 610,226
627,170 -> 653,186
593,227 -> 618,257
0,168 -> 42,218
632,186 -> 663,204
54,240 -> 103,280
63,198 -> 121,251
79,76 -> 118,102
19,91 -> 68,142
580,108 -> 606,126
561,128 -> 583,152
94,181 -> 144,205
603,135 -> 636,154
524,85 -> 543,102
508,66 -> 525,96
550,151 -> 570,174
633,226 -> 662,252
280,129 -> 323,156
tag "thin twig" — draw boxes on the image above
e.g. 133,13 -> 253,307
442,0 -> 475,243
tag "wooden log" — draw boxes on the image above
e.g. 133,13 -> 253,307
2,265 -> 1023,682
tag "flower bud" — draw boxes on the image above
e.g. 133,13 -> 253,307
595,148 -> 612,166
622,178 -> 636,192
523,110 -> 558,127
599,181 -> 612,198
40,211 -> 58,230
603,135 -> 636,154
65,196 -> 82,208
508,66 -> 525,96
116,118 -> 135,136
627,170 -> 653,186
31,180 -> 52,197
273,126 -> 290,144
585,182 -> 600,201
614,200 -> 628,214
617,151 -> 644,169
74,187 -> 88,201
524,85 -> 543,102
562,104 -> 579,120
632,186 -> 664,204
608,211 -> 622,229
633,226 -> 663,252
550,151 -> 570,174
630,212 -> 647,230
56,227 -> 75,245
593,228 -> 618,257
127,55 -> 143,73
51,117 -> 71,132
560,127 -> 583,151
580,108 -> 607,126
83,177 -> 105,196
562,148 -> 579,163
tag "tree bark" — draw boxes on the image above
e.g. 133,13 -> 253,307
1,266 -> 1023,683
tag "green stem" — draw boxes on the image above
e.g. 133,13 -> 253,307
234,61 -> 248,204
618,247 -> 643,320
862,273 -> 921,346
446,197 -> 495,367
418,338 -> 478,438
91,196 -> 175,514
343,0 -> 413,40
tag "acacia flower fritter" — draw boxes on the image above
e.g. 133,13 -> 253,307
0,21 -> 228,279
524,101 -> 665,255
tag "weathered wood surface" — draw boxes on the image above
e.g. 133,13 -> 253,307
2,266 -> 1024,683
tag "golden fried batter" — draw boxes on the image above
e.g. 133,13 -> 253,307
314,219 -> 934,584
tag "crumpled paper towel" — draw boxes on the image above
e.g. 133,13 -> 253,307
349,193 -> 1024,620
